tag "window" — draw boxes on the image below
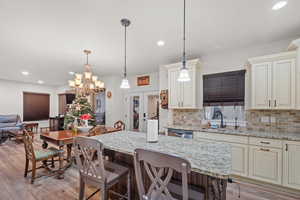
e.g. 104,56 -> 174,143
23,92 -> 50,121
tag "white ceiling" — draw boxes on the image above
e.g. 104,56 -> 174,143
0,0 -> 300,86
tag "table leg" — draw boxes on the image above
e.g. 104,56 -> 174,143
57,146 -> 64,179
66,144 -> 72,163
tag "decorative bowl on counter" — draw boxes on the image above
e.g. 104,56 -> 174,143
77,126 -> 93,133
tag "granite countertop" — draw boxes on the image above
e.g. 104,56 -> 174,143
93,131 -> 231,179
166,124 -> 300,141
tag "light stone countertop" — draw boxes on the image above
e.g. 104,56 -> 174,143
166,125 -> 300,141
93,131 -> 231,179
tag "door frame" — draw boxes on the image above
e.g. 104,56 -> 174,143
124,90 -> 159,132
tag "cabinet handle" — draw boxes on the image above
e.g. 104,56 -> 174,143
260,148 -> 270,152
260,141 -> 270,145
285,144 -> 288,151
269,100 -> 271,107
274,100 -> 277,107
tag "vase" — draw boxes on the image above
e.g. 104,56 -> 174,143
84,119 -> 89,127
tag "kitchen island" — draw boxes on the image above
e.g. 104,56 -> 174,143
93,131 -> 232,200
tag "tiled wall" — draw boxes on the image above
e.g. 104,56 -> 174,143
172,109 -> 300,133
246,110 -> 300,133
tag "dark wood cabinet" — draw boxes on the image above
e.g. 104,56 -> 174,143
203,70 -> 246,105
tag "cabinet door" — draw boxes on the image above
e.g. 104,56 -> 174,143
272,59 -> 296,109
249,146 -> 282,185
231,143 -> 248,177
168,68 -> 181,108
182,67 -> 196,108
283,141 -> 300,190
251,62 -> 272,109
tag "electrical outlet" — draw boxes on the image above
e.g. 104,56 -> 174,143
261,116 -> 269,123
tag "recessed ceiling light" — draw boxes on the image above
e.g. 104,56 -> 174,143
272,1 -> 287,10
21,71 -> 29,76
69,71 -> 75,75
157,40 -> 165,47
37,80 -> 44,84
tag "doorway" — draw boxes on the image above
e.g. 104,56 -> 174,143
124,91 -> 159,132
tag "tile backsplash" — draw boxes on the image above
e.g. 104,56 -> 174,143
172,108 -> 300,133
246,110 -> 300,133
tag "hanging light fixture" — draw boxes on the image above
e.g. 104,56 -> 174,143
120,18 -> 131,89
178,0 -> 191,82
68,50 -> 105,96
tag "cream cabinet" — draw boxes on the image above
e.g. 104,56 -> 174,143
283,141 -> 300,190
231,143 -> 249,177
249,51 -> 297,110
249,146 -> 282,185
167,59 -> 202,109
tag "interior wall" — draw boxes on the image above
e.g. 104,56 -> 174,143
0,79 -> 58,127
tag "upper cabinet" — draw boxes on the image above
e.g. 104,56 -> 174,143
166,59 -> 202,109
248,51 -> 297,110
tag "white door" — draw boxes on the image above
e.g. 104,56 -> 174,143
272,59 -> 296,109
124,93 -> 144,132
283,141 -> 300,190
251,62 -> 272,109
125,91 -> 159,132
141,91 -> 159,132
182,67 -> 196,108
168,68 -> 181,108
231,143 -> 249,177
249,146 -> 282,185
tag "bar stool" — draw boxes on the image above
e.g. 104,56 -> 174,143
74,137 -> 130,200
134,148 -> 205,200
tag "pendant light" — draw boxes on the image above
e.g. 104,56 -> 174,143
120,18 -> 131,89
178,0 -> 191,82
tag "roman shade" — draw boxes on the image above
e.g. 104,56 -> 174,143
203,70 -> 246,106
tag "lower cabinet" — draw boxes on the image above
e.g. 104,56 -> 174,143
231,143 -> 248,177
249,146 -> 282,185
283,141 -> 300,190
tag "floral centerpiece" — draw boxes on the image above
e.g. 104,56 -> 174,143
80,114 -> 92,127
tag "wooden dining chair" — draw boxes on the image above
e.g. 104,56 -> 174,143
23,130 -> 64,184
134,149 -> 205,200
114,120 -> 125,130
74,137 -> 130,200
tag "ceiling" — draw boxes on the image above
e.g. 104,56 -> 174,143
0,0 -> 300,86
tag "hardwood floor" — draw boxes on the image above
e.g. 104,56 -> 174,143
0,137 -> 299,200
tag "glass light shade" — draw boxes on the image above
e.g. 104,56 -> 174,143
177,68 -> 191,82
99,82 -> 105,88
75,79 -> 82,86
69,80 -> 75,87
75,73 -> 83,80
120,78 -> 130,89
92,75 -> 98,82
90,83 -> 95,89
85,72 -> 92,79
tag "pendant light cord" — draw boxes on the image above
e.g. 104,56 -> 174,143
124,25 -> 127,78
182,0 -> 186,69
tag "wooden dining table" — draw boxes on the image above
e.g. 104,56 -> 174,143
40,126 -> 120,178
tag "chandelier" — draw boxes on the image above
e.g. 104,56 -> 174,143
68,50 -> 104,96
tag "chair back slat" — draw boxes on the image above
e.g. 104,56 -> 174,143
134,149 -> 191,200
74,137 -> 106,183
23,130 -> 35,160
